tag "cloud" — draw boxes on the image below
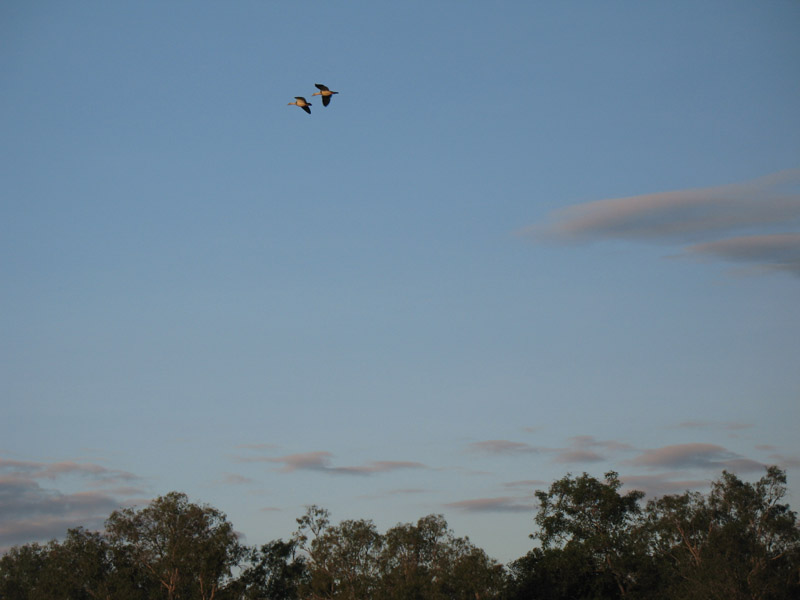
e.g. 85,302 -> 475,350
552,436 -> 634,464
628,443 -> 764,472
220,473 -> 254,485
553,449 -> 604,463
0,459 -> 138,486
444,497 -> 536,513
0,458 -> 144,550
332,461 -> 428,475
619,473 -> 712,498
236,443 -> 280,451
467,440 -> 543,455
672,420 -> 753,431
359,488 -> 431,500
265,451 -> 334,473
503,480 -> 548,489
468,436 -> 632,464
683,233 -> 800,276
249,451 -> 428,476
524,168 -> 800,277
764,453 -> 800,469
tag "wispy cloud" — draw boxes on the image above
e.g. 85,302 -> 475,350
524,168 -> 800,277
683,233 -> 800,276
503,479 -> 548,489
0,458 -> 138,486
619,473 -> 711,498
220,473 -> 254,485
764,453 -> 800,469
0,458 -> 144,550
469,436 -> 632,465
671,420 -> 753,431
553,436 -> 634,464
467,440 -> 543,455
240,451 -> 429,476
444,497 -> 536,513
236,443 -> 280,451
628,443 -> 764,472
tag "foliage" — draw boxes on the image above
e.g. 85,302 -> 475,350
531,471 -> 646,597
378,514 -> 504,600
232,539 -> 307,600
105,491 -> 245,600
643,465 -> 800,600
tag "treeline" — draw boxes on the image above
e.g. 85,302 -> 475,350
1,467 -> 798,599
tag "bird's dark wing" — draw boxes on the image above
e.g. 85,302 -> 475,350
295,96 -> 307,101
322,95 -> 331,107
301,105 -> 311,114
314,83 -> 329,91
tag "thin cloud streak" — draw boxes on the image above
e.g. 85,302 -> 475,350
469,436 -> 632,464
244,451 -> 429,476
444,497 -> 536,513
619,474 -> 712,498
468,440 -> 543,455
220,473 -> 254,485
672,420 -> 754,431
683,233 -> 800,276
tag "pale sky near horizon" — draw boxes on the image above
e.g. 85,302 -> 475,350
2,1 -> 799,564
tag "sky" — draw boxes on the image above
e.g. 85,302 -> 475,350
1,1 -> 799,564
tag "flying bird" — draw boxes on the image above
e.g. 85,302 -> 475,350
312,83 -> 339,107
288,96 -> 312,114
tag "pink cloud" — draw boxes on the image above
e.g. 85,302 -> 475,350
255,452 -> 428,476
444,497 -> 535,513
628,443 -> 764,472
264,451 -> 333,473
530,169 -> 800,243
523,168 -> 800,277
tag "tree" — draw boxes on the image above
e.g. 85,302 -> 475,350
379,514 -> 502,600
531,471 -> 646,598
0,542 -> 51,600
292,508 -> 503,600
0,529 -> 149,600
233,539 -> 307,600
105,491 -> 244,600
645,466 -> 800,600
294,506 -> 382,600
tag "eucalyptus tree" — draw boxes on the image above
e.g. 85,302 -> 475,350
231,539 -> 307,600
293,506 -> 383,600
379,514 -> 503,600
105,491 -> 245,600
531,471 -> 646,598
644,466 -> 800,600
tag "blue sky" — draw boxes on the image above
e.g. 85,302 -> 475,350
2,1 -> 799,563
